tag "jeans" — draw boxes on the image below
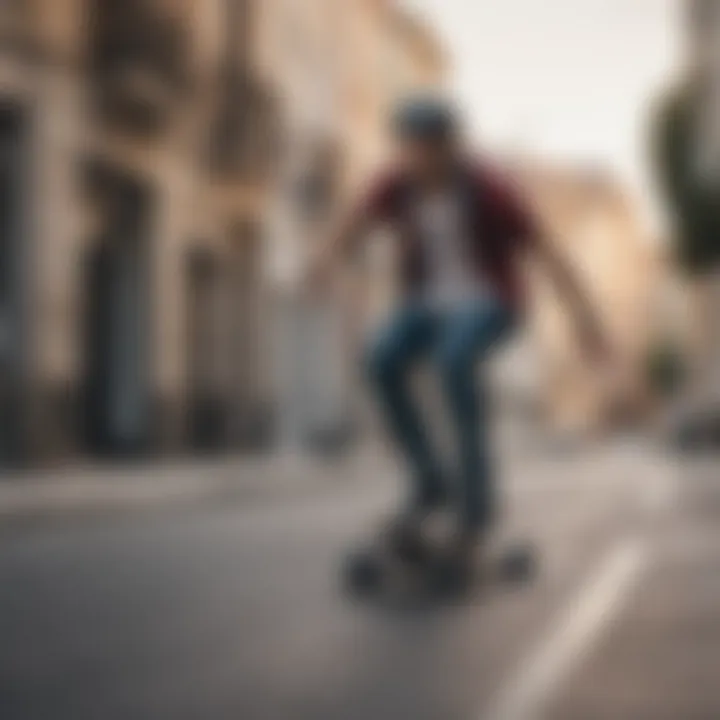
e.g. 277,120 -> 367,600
365,296 -> 515,532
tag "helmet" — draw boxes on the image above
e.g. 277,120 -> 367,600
392,96 -> 458,142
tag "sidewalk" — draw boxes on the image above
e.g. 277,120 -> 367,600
0,449 -> 389,521
0,434 -> 665,522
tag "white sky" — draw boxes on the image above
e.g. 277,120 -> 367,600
403,0 -> 684,225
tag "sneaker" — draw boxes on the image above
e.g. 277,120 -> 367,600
447,525 -> 490,572
384,505 -> 435,564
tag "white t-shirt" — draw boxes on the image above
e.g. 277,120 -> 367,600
413,189 -> 486,309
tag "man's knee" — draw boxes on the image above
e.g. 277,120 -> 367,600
364,337 -> 404,387
436,343 -> 473,391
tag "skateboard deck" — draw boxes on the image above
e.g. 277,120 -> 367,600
342,535 -> 537,601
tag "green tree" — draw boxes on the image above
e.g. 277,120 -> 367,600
653,84 -> 720,274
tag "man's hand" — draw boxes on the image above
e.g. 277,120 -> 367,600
577,321 -> 639,426
304,208 -> 370,295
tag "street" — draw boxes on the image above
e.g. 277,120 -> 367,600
0,445 -> 718,720
0,1 -> 716,718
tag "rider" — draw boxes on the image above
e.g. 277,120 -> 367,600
310,96 -> 609,561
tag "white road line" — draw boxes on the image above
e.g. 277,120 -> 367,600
482,537 -> 650,720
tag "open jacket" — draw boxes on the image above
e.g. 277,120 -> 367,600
356,159 -> 539,313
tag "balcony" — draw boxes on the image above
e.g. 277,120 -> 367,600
89,0 -> 190,135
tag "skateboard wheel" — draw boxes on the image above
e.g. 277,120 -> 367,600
344,552 -> 384,595
386,523 -> 429,566
500,546 -> 535,583
430,556 -> 470,596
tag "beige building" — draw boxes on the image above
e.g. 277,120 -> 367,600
0,0 -> 446,466
255,0 -> 447,451
0,0 -> 287,465
516,162 -> 662,431
340,0 -> 446,189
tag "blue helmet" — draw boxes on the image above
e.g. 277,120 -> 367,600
392,96 -> 457,142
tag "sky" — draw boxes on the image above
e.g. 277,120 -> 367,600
403,0 -> 683,226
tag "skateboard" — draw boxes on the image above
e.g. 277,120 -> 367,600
342,530 -> 537,600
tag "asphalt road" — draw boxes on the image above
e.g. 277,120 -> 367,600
0,446 -> 717,720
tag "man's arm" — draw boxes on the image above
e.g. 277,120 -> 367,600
485,167 -> 609,361
309,171 -> 396,287
310,207 -> 375,286
532,233 -> 609,361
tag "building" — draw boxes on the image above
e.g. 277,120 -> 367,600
516,162 -> 662,431
0,0 -> 446,467
0,0 -> 282,466
259,0 -> 447,452
339,0 -> 446,192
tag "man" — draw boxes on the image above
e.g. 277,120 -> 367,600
311,97 -> 608,561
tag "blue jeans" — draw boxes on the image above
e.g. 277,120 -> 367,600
365,296 -> 515,532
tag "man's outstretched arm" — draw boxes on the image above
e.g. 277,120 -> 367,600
309,172 -> 396,287
532,233 -> 609,361
488,169 -> 609,362
309,207 -> 375,287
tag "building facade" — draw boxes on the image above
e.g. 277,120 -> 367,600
517,163 -> 662,431
0,0 -> 285,465
0,0 -> 445,467
259,0 -> 447,452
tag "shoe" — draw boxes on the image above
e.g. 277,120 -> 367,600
447,525 -> 489,573
384,477 -> 449,564
385,505 -> 434,564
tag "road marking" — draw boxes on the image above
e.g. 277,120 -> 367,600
483,537 -> 650,720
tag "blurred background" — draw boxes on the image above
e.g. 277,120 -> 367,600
1,1 -> 720,719
0,0 -> 705,468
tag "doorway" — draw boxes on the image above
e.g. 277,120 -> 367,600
0,103 -> 29,466
82,165 -> 153,457
230,222 -> 271,449
186,249 -> 228,452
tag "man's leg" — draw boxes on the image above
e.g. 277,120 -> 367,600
435,298 -> 515,534
364,301 -> 444,509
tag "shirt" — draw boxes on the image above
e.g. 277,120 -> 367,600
413,188 -> 489,309
355,159 -> 538,313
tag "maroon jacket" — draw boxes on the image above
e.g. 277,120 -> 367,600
356,160 -> 538,313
